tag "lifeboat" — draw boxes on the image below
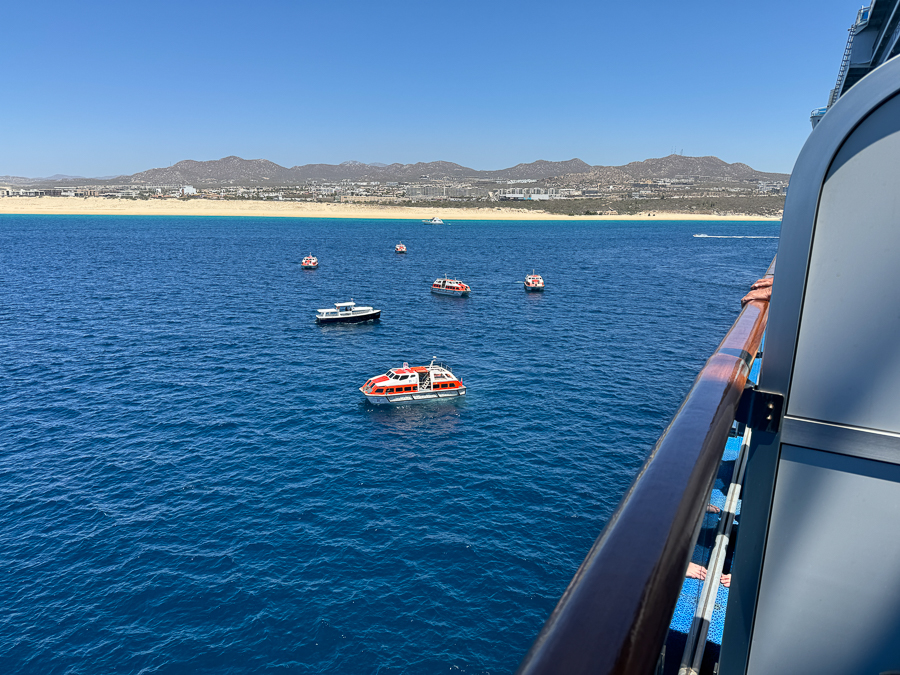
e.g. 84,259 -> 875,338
301,254 -> 319,269
360,360 -> 466,405
395,242 -> 407,253
524,271 -> 545,292
316,300 -> 381,324
431,276 -> 471,297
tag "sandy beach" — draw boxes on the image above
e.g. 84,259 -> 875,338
0,197 -> 780,221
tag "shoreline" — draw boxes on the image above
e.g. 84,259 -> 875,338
0,197 -> 781,221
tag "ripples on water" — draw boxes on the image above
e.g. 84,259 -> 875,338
0,215 -> 779,673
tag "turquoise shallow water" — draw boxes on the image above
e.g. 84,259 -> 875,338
0,215 -> 779,674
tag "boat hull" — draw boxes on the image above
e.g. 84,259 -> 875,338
316,310 -> 381,324
431,289 -> 470,297
524,285 -> 544,292
302,265 -> 318,270
363,387 -> 466,405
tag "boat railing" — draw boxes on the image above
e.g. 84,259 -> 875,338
516,259 -> 774,675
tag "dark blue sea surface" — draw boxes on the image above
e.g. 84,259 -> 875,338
0,215 -> 779,673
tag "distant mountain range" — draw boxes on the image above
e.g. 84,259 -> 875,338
1,155 -> 789,187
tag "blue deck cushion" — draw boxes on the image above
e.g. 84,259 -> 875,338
668,431 -> 741,643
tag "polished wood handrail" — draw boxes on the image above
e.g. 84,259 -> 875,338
517,260 -> 774,675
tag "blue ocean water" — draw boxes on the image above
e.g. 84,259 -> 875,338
0,215 -> 779,674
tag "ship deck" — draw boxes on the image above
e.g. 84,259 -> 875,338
661,347 -> 763,673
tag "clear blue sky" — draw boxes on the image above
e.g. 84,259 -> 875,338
1,0 -> 860,177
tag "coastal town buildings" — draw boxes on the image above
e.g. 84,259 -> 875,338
0,176 -> 788,202
0,155 -> 788,217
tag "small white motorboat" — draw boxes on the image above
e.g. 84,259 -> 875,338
315,300 -> 381,324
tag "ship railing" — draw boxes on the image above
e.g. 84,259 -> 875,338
883,15 -> 900,65
829,26 -> 856,106
516,258 -> 775,675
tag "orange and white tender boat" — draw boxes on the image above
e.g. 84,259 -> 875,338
395,242 -> 407,253
301,253 -> 319,269
524,270 -> 545,292
360,360 -> 466,405
431,276 -> 471,296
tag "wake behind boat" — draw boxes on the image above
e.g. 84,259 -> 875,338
315,301 -> 381,324
360,359 -> 466,405
693,234 -> 779,238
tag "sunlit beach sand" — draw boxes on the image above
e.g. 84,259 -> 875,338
0,197 -> 779,221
